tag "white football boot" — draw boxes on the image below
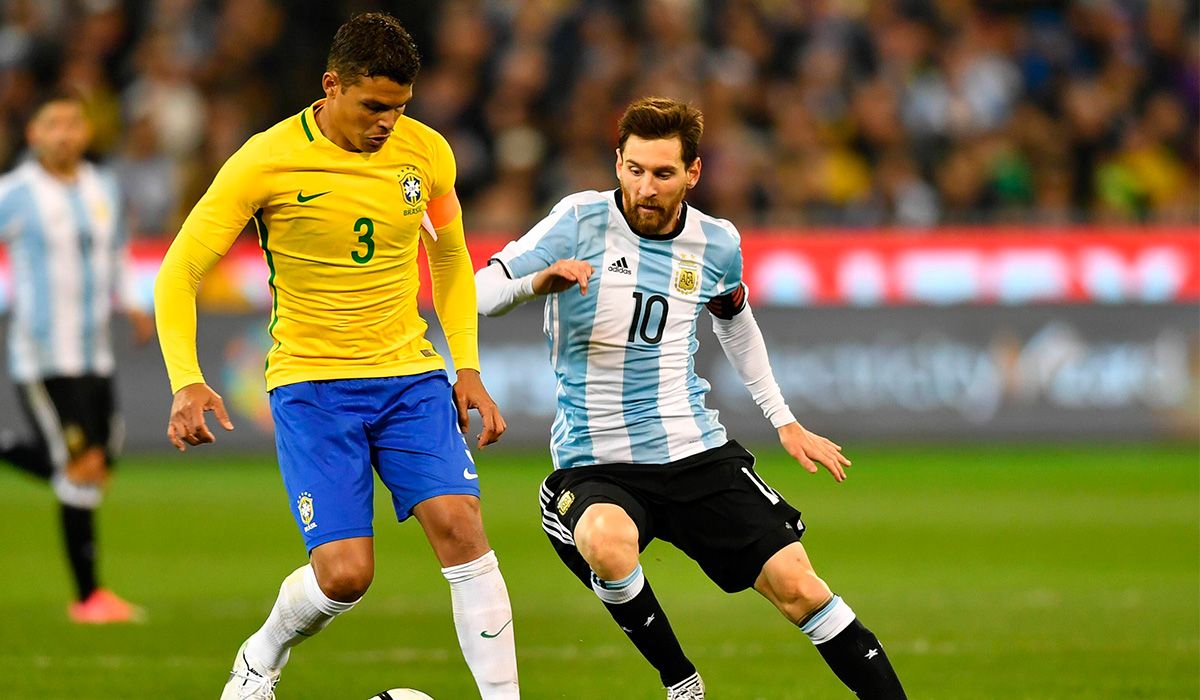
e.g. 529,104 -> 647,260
219,640 -> 285,699
666,672 -> 705,699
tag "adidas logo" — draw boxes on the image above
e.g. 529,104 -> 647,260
607,257 -> 632,275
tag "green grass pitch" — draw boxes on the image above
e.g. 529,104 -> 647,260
0,443 -> 1195,699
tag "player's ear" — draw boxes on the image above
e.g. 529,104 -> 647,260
321,72 -> 339,99
686,156 -> 701,189
614,148 -> 623,178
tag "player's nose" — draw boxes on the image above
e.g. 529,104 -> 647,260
377,113 -> 398,132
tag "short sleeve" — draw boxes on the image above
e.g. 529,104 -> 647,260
716,245 -> 744,297
488,198 -> 580,279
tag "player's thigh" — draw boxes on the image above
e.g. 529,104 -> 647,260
662,446 -> 805,593
270,382 -> 376,552
368,371 -> 480,523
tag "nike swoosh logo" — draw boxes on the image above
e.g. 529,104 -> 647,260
463,468 -> 479,480
480,619 -> 512,638
297,190 -> 331,203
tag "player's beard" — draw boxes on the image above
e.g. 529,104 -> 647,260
622,190 -> 682,236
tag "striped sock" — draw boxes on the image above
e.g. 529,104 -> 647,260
802,595 -> 907,699
592,565 -> 696,687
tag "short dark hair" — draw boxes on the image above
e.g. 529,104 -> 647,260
327,12 -> 421,87
617,97 -> 705,166
30,86 -> 86,121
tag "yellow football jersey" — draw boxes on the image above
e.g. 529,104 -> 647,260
156,101 -> 479,392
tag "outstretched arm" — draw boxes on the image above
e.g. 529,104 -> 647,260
476,258 -> 594,317
710,288 -> 850,481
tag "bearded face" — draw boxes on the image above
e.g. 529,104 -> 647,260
616,135 -> 701,236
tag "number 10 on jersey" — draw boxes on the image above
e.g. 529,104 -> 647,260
628,291 -> 668,344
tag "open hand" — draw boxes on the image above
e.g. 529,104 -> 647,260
778,422 -> 850,482
532,258 -> 595,296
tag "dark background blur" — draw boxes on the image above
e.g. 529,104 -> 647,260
0,0 -> 1196,238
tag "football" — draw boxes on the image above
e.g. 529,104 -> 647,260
368,690 -> 434,700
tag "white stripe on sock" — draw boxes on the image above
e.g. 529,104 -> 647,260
800,595 -> 856,645
591,565 -> 645,605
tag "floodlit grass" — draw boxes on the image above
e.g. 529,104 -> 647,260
0,443 -> 1195,698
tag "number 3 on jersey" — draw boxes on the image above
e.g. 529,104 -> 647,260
628,291 -> 668,344
352,217 -> 375,264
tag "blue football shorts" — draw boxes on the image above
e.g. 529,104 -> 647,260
269,370 -> 480,551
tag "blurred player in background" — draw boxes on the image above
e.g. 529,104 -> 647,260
0,90 -> 154,623
154,13 -> 519,700
477,97 -> 906,699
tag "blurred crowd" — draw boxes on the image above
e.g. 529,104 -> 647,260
0,0 -> 1196,236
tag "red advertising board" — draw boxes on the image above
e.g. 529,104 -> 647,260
1,226 -> 1196,310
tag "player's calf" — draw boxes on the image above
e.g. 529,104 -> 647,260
232,563 -> 360,698
801,596 -> 907,699
591,564 -> 697,689
757,543 -> 906,698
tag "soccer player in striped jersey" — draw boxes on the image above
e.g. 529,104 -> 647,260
477,97 -> 906,699
155,14 -> 519,700
0,90 -> 153,624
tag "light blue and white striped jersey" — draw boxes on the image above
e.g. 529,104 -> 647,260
491,190 -> 744,469
0,160 -> 132,381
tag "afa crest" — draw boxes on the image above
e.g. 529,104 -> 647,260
400,173 -> 423,206
672,256 -> 702,295
557,490 -> 575,516
298,492 -> 315,526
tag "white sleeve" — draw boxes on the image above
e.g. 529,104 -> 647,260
711,302 -> 797,428
476,261 -> 538,317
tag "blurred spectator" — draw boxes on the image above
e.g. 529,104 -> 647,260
0,0 -> 1193,236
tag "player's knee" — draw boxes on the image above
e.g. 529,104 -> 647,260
774,570 -> 833,622
65,447 -> 108,485
418,497 -> 489,563
433,519 -> 488,559
574,508 -> 639,573
314,556 -> 374,602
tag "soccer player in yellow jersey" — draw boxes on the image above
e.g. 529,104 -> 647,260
154,13 -> 519,699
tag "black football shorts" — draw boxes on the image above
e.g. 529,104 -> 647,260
16,374 -> 119,463
539,440 -> 805,593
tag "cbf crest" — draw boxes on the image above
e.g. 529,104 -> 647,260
398,166 -> 425,215
400,173 -> 422,205
672,255 -> 702,296
298,492 -> 317,532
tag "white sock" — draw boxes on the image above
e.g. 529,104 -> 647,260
441,550 -> 519,699
244,564 -> 358,669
